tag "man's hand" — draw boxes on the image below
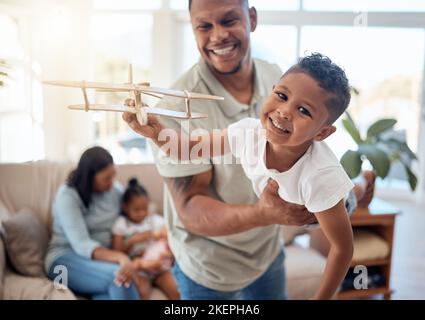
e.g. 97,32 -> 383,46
122,99 -> 162,139
256,179 -> 317,226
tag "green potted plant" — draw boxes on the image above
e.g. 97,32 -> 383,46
340,111 -> 418,191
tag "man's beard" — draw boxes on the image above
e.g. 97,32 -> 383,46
212,59 -> 243,75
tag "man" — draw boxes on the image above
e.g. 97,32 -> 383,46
123,0 -> 373,299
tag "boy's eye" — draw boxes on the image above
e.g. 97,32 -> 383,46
298,106 -> 312,118
275,92 -> 288,101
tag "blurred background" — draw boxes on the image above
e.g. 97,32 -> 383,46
0,0 -> 424,204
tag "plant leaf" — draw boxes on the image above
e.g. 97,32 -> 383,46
385,138 -> 417,161
340,150 -> 362,179
342,112 -> 363,144
358,145 -> 390,178
366,119 -> 397,140
403,164 -> 417,191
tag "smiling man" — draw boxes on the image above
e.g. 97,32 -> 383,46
123,0 -> 364,300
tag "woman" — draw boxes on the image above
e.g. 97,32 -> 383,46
45,146 -> 153,299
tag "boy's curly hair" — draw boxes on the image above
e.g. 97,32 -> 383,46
285,53 -> 351,124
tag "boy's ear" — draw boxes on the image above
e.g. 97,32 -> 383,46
314,125 -> 336,141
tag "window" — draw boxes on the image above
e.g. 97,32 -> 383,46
0,13 -> 44,162
93,0 -> 162,10
249,0 -> 300,11
91,13 -> 155,164
252,25 -> 298,73
303,0 -> 425,12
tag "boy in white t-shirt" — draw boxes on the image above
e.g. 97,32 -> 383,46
127,53 -> 355,299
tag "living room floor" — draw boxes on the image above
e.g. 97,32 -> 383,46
389,199 -> 425,299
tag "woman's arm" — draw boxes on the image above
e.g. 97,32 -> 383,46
311,200 -> 354,300
55,190 -> 130,266
92,247 -> 130,266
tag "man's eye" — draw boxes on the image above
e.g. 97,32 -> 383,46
197,24 -> 211,30
222,19 -> 236,26
298,106 -> 312,118
276,92 -> 288,101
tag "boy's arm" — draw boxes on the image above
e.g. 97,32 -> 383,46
312,200 -> 354,300
124,113 -> 229,160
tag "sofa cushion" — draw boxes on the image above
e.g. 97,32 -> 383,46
0,199 -> 10,222
0,199 -> 10,299
353,229 -> 390,262
0,161 -> 73,228
285,244 -> 326,300
0,234 -> 5,300
3,268 -> 76,300
282,225 -> 307,246
1,209 -> 49,277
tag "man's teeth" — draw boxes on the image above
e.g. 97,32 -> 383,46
212,46 -> 235,56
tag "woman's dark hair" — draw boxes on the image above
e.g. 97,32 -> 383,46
121,178 -> 149,217
67,146 -> 114,208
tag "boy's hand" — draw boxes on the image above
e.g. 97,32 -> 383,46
122,99 -> 162,140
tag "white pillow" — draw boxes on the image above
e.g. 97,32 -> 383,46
353,229 -> 390,261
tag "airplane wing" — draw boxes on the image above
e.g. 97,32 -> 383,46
69,104 -> 207,119
135,85 -> 224,101
44,80 -> 223,101
68,104 -> 137,113
44,81 -> 139,92
144,107 -> 208,119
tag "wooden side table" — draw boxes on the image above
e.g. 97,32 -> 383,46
309,198 -> 401,299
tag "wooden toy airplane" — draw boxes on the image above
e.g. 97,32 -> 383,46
43,64 -> 223,125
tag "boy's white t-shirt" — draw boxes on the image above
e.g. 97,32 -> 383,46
227,118 -> 354,213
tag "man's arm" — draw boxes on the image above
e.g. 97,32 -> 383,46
165,171 -> 317,237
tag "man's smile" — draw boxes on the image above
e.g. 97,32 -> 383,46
207,43 -> 239,58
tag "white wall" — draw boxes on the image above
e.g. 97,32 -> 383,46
417,40 -> 425,205
5,0 -> 96,162
35,0 -> 94,162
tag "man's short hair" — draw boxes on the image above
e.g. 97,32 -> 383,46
189,0 -> 249,11
284,53 -> 351,124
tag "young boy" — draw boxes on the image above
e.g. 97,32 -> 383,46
128,53 -> 355,299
